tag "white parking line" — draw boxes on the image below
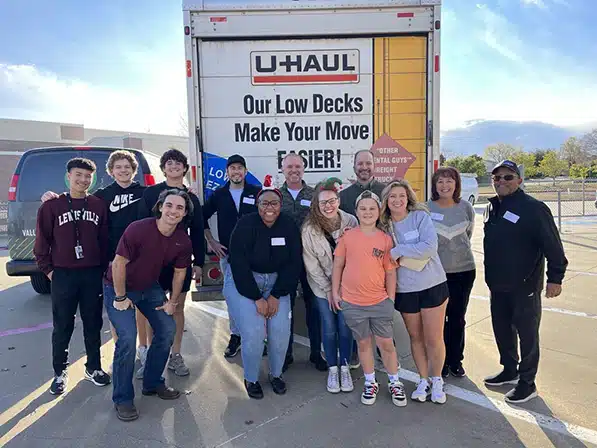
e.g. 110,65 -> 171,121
470,295 -> 597,319
191,302 -> 597,446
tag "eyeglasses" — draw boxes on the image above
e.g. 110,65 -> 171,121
492,174 -> 517,182
319,197 -> 339,207
259,200 -> 281,209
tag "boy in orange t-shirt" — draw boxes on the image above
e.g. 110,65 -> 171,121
332,191 -> 405,407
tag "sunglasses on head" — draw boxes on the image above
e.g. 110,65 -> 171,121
492,174 -> 517,182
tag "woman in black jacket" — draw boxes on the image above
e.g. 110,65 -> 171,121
225,176 -> 303,399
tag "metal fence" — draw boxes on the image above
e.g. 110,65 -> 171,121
523,179 -> 597,232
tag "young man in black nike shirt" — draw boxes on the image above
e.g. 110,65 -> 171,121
137,148 -> 205,376
42,150 -> 150,373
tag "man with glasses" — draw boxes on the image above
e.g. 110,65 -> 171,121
483,160 -> 568,404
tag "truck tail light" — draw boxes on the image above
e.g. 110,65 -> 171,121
8,174 -> 19,201
144,174 -> 156,186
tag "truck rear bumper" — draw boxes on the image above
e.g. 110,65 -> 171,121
6,260 -> 39,276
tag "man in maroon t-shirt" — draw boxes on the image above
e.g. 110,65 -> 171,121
34,157 -> 110,396
103,189 -> 193,422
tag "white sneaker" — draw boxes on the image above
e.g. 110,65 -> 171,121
327,367 -> 341,393
389,380 -> 407,407
361,381 -> 379,405
340,365 -> 354,392
430,377 -> 447,404
411,378 -> 430,402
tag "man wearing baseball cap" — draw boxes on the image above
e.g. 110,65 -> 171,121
203,154 -> 261,358
482,160 -> 568,403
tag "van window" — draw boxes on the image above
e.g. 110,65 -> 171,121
18,151 -> 142,202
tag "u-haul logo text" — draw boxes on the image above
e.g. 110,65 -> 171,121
251,50 -> 360,85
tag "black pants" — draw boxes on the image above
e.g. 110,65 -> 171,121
51,267 -> 104,376
444,270 -> 476,367
287,266 -> 321,358
490,289 -> 542,385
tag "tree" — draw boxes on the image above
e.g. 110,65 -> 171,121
440,153 -> 446,166
560,137 -> 587,166
539,150 -> 568,184
445,155 -> 487,178
581,129 -> 597,157
484,143 -> 521,163
569,164 -> 590,179
511,151 -> 537,178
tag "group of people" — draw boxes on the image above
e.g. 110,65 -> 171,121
33,146 -> 568,422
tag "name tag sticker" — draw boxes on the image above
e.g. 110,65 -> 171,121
271,237 -> 286,246
431,212 -> 444,221
503,211 -> 520,224
300,199 -> 311,207
404,230 -> 419,241
242,197 -> 255,205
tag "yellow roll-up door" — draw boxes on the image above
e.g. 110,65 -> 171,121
373,36 -> 427,197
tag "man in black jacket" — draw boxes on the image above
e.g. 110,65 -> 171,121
137,148 -> 205,377
203,154 -> 261,358
483,160 -> 568,404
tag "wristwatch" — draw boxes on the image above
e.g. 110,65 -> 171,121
115,295 -> 128,302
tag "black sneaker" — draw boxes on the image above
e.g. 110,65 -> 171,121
449,364 -> 466,378
505,382 -> 538,404
115,403 -> 139,422
224,334 -> 241,358
245,380 -> 264,399
484,370 -> 519,387
282,355 -> 294,373
269,375 -> 287,395
142,384 -> 181,400
310,354 -> 328,372
85,368 -> 111,386
441,365 -> 450,378
50,372 -> 68,395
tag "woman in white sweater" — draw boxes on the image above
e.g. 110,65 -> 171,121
302,178 -> 358,394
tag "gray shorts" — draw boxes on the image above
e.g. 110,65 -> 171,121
341,298 -> 395,341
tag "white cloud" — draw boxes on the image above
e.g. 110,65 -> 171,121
0,62 -> 187,135
521,0 -> 547,8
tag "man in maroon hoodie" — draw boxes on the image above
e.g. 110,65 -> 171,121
34,157 -> 111,396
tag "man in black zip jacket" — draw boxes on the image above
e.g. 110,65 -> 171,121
203,154 -> 261,359
483,160 -> 568,404
137,148 -> 205,377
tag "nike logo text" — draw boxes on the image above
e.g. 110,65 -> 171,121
109,194 -> 141,213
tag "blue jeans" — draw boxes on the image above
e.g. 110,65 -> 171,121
104,283 -> 176,405
220,256 -> 239,336
224,270 -> 291,382
315,296 -> 354,367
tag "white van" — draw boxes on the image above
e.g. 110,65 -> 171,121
460,173 -> 479,205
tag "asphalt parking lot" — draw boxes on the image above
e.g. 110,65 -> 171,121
1,212 -> 596,448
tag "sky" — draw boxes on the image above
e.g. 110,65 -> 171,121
0,0 -> 595,135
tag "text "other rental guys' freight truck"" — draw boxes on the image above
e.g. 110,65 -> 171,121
183,0 -> 441,296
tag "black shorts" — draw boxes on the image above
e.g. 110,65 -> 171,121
159,265 -> 193,293
395,281 -> 449,314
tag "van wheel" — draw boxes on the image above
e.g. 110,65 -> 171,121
468,195 -> 476,205
30,274 -> 51,295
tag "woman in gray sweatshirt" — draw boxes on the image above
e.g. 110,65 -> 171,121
380,179 -> 449,405
427,167 -> 476,379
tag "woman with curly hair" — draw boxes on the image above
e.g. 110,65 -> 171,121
379,179 -> 449,404
302,178 -> 358,394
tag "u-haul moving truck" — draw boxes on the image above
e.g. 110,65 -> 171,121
183,0 -> 441,296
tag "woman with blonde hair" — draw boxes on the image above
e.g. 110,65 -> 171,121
302,178 -> 358,393
380,179 -> 449,404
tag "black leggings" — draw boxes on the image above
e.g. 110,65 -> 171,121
444,270 -> 476,367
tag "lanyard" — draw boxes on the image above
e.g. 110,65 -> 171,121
66,193 -> 88,246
